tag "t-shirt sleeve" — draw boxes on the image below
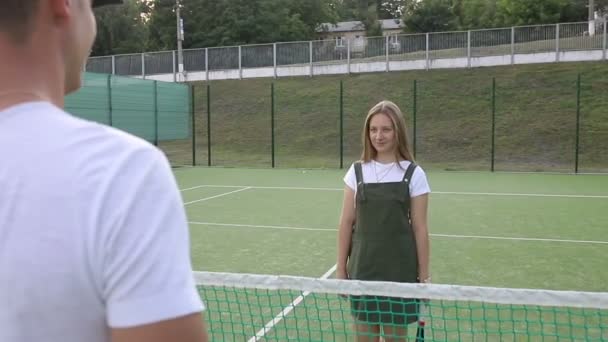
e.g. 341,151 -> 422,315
410,166 -> 431,198
343,163 -> 356,191
100,146 -> 204,328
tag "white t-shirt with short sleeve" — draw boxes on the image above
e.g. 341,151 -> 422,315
0,102 -> 204,342
343,160 -> 431,198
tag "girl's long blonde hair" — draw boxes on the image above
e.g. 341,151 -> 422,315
360,100 -> 415,164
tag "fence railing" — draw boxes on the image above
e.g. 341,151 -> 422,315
86,20 -> 608,80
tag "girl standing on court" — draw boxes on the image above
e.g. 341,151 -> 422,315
336,100 -> 431,342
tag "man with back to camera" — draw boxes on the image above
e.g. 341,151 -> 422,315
0,0 -> 209,341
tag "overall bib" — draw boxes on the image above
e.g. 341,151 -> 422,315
347,161 -> 420,325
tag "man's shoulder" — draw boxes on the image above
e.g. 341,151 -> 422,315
47,106 -> 170,183
61,107 -> 163,161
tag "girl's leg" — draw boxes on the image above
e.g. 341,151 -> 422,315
382,325 -> 408,342
354,322 -> 381,342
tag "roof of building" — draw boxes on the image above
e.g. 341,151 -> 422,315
317,19 -> 404,33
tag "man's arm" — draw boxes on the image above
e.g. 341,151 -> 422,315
111,313 -> 208,342
98,145 -> 208,341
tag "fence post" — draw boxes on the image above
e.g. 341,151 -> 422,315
153,81 -> 158,146
467,30 -> 471,68
107,74 -> 113,126
271,83 -> 276,168
172,51 -> 177,82
603,18 -> 607,61
385,35 -> 390,72
412,79 -> 417,156
511,27 -> 515,65
111,55 -> 116,75
190,84 -> 196,166
425,33 -> 430,70
141,53 -> 145,79
575,73 -> 581,174
207,84 -> 211,167
340,80 -> 344,169
555,23 -> 560,62
205,48 -> 209,82
491,77 -> 496,172
273,43 -> 277,79
309,41 -> 313,77
238,46 -> 242,79
347,39 -> 351,74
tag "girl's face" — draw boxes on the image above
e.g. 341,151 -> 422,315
369,113 -> 396,155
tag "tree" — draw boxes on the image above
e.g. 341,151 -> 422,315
146,0 -> 339,49
403,0 -> 458,33
495,0 -> 567,26
453,0 -> 499,30
377,0 -> 408,19
91,0 -> 148,56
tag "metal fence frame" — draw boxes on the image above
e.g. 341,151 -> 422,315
86,20 -> 608,81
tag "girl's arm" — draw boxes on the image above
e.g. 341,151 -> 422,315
337,186 -> 356,279
411,194 -> 430,283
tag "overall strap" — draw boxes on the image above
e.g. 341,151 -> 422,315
402,162 -> 417,221
354,161 -> 365,201
354,161 -> 364,185
402,162 -> 418,184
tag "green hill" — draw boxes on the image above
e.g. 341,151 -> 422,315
162,61 -> 607,173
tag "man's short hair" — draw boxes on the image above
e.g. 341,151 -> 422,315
0,0 -> 123,42
0,0 -> 39,42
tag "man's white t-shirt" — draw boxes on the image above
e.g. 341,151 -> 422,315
0,102 -> 204,342
344,160 -> 431,198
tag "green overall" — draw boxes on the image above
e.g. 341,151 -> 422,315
347,161 -> 420,325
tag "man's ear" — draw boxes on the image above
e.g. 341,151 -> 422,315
48,0 -> 71,21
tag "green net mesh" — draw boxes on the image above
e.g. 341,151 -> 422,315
195,271 -> 608,342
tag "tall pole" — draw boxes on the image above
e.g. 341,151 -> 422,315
176,0 -> 184,81
589,0 -> 596,36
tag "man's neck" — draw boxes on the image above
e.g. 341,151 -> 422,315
0,40 -> 64,112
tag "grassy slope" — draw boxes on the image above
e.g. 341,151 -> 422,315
181,60 -> 607,172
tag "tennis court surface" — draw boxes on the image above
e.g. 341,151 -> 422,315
175,167 -> 608,341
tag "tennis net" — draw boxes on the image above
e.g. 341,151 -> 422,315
194,271 -> 608,341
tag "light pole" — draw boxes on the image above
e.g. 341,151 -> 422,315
589,0 -> 596,36
176,0 -> 184,81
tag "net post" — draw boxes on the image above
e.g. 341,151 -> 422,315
207,84 -> 212,167
339,79 -> 344,169
491,77 -> 496,172
271,83 -> 275,168
575,73 -> 581,174
153,80 -> 159,146
190,84 -> 196,166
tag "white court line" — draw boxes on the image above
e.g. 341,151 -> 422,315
183,187 -> 251,206
179,184 -> 608,199
190,221 -> 329,232
189,221 -> 608,245
247,264 -> 337,342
